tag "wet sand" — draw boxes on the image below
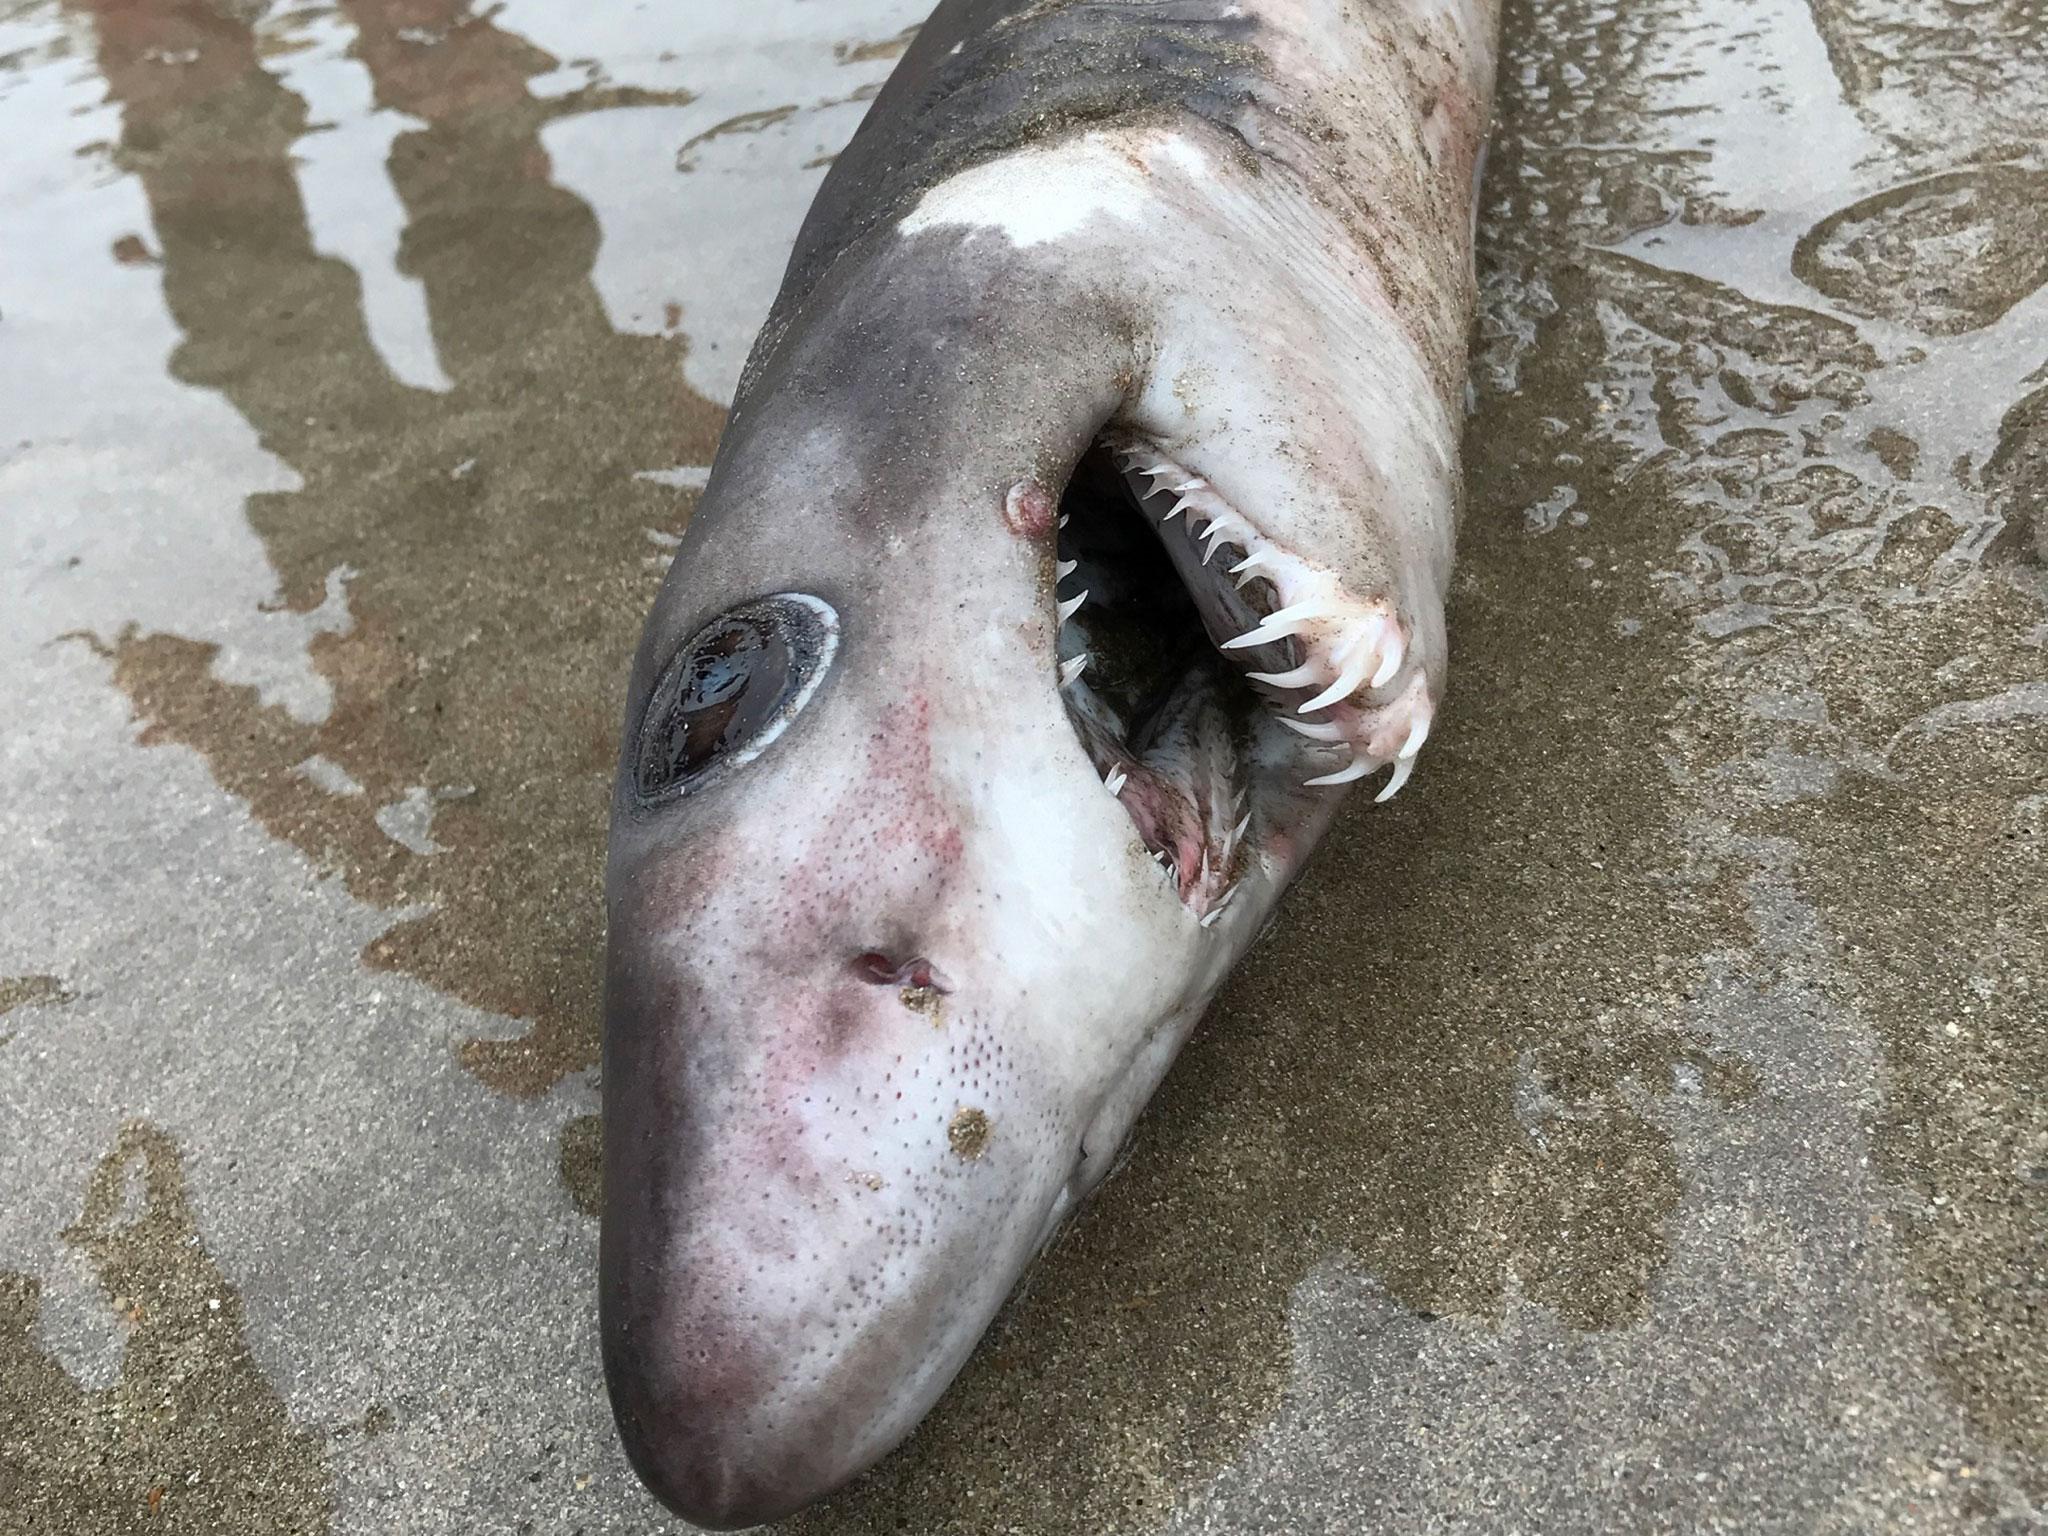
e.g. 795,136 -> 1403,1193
1,0 -> 2041,1530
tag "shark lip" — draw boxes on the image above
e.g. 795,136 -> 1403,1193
1053,432 -> 1433,920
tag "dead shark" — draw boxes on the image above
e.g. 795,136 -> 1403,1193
601,0 -> 1499,1523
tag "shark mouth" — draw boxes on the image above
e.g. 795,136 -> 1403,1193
1053,434 -> 1432,923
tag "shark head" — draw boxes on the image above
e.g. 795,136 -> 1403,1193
600,91 -> 1473,1523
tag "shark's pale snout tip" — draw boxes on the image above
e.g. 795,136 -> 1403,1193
600,1314 -> 842,1529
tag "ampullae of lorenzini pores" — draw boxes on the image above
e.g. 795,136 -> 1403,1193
600,0 -> 1500,1523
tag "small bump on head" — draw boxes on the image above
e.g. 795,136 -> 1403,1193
1002,479 -> 1058,539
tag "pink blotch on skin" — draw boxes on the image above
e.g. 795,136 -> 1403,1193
1002,479 -> 1057,540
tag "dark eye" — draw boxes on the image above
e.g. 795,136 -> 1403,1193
632,593 -> 837,805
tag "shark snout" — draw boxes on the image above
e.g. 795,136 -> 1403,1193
599,1267 -> 861,1529
601,1200 -> 996,1527
598,966 -> 918,1524
599,923 -> 1071,1525
599,1303 -> 808,1528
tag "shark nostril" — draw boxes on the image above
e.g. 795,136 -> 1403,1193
851,952 -> 944,991
852,951 -> 903,985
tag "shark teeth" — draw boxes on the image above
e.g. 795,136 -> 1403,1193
1297,691 -> 1434,795
1302,751 -> 1415,796
1246,661 -> 1321,690
1076,435 -> 1442,931
1298,642 -> 1376,715
1302,755 -> 1375,788
1375,755 -> 1416,802
1122,439 -> 1413,722
1225,604 -> 1402,698
1106,433 -> 1443,818
1218,598 -> 1334,652
1198,881 -> 1241,929
1229,548 -> 1277,588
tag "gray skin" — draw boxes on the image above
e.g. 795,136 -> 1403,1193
602,0 -> 1498,1525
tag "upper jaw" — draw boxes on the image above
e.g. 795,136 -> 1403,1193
1048,427 -> 1441,933
1103,432 -> 1438,802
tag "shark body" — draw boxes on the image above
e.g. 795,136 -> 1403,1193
602,0 -> 1500,1523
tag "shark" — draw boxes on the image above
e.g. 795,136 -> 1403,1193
600,0 -> 1500,1523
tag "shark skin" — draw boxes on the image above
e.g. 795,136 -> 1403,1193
600,0 -> 1500,1524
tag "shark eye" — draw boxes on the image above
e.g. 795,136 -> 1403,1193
633,593 -> 838,805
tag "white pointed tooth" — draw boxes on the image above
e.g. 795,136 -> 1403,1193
1304,753 -> 1375,788
1056,590 -> 1089,625
1197,849 -> 1209,884
1056,558 -> 1077,580
1221,619 -> 1297,651
1233,813 -> 1251,841
1201,531 -> 1229,566
1057,513 -> 1069,529
1375,755 -> 1416,802
1142,462 -> 1172,476
1172,478 -> 1207,493
1296,680 -> 1351,715
1246,663 -> 1321,689
1163,496 -> 1194,523
1398,715 -> 1430,758
1229,549 -> 1272,575
1278,716 -> 1347,742
1200,906 -> 1226,928
1371,632 -> 1406,688
1104,767 -> 1128,796
1219,599 -> 1331,650
1059,653 -> 1090,689
1298,645 -> 1375,714
1245,593 -> 1327,630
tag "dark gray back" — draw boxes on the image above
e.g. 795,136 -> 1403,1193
740,0 -> 1267,395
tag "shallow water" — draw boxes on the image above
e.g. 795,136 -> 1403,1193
1,0 -> 2041,1530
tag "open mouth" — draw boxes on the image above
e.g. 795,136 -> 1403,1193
1052,433 -> 1432,922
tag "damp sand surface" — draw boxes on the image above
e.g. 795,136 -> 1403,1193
1,0 -> 2042,1531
